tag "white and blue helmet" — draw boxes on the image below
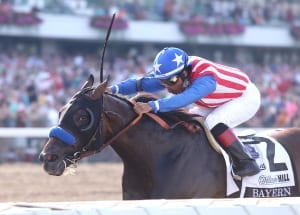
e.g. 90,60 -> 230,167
153,47 -> 189,79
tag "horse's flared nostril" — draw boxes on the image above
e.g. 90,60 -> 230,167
47,154 -> 58,162
39,153 -> 58,163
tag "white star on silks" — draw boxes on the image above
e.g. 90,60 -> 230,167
153,61 -> 162,73
172,53 -> 184,67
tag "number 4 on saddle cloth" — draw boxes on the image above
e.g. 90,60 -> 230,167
226,131 -> 296,198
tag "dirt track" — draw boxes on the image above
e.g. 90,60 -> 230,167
0,163 -> 123,202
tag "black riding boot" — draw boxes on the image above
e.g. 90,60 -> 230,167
211,123 -> 260,177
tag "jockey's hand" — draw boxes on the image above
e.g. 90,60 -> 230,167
134,102 -> 153,114
105,87 -> 112,93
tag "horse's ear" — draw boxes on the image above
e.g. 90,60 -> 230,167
91,79 -> 109,99
81,74 -> 94,89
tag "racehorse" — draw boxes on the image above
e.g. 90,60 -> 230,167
39,74 -> 300,199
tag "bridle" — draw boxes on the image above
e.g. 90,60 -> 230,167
77,110 -> 144,160
60,92 -> 141,164
64,93 -> 173,164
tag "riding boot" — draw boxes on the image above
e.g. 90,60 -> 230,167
211,123 -> 260,177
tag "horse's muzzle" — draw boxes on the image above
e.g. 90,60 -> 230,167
39,152 -> 65,176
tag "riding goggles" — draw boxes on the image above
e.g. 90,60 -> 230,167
159,75 -> 180,86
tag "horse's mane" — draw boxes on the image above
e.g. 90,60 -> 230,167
105,92 -> 200,124
132,93 -> 199,124
104,91 -> 135,107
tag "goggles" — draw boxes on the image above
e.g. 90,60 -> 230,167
160,75 -> 180,86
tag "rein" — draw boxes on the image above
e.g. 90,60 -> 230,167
77,100 -> 173,159
78,112 -> 144,159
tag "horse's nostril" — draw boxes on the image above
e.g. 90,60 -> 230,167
46,154 -> 58,162
40,153 -> 59,162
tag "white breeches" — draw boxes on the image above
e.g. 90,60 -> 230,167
189,83 -> 261,129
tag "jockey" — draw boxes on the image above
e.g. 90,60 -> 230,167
108,47 -> 261,178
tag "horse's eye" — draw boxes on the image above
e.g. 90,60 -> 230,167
80,116 -> 88,121
73,109 -> 91,128
78,113 -> 90,123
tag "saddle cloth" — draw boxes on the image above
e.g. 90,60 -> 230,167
224,134 -> 296,197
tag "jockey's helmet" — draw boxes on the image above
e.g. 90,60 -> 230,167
153,47 -> 189,80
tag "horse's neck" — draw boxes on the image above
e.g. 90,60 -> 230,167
104,94 -> 135,115
103,94 -> 137,135
102,95 -> 156,155
108,115 -> 190,167
102,94 -> 216,168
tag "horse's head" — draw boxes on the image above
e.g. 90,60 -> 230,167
39,74 -> 108,176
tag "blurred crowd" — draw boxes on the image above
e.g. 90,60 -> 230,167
1,44 -> 300,163
0,45 -> 300,129
1,0 -> 300,26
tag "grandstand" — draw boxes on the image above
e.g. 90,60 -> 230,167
0,0 -> 300,163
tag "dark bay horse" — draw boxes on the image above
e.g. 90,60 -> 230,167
39,74 -> 300,199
